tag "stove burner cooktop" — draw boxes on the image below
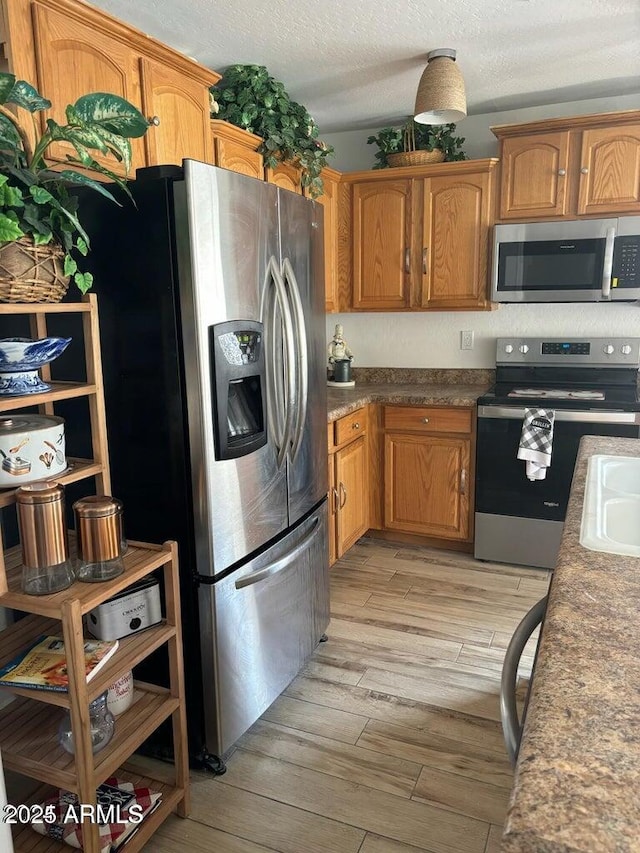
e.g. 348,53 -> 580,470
507,388 -> 606,400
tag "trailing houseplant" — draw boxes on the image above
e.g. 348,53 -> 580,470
367,118 -> 466,169
0,72 -> 150,301
209,64 -> 334,198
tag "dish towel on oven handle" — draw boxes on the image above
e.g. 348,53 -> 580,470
517,407 -> 555,481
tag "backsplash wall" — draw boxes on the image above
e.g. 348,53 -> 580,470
326,303 -> 640,368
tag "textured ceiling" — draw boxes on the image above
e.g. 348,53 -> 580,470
91,0 -> 640,134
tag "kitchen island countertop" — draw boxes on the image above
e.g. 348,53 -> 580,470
502,435 -> 640,853
327,381 -> 490,421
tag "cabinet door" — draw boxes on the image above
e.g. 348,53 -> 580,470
315,170 -> 340,312
328,453 -> 337,566
265,161 -> 303,194
577,125 -> 640,216
140,57 -> 213,166
335,435 -> 368,557
352,180 -> 412,309
384,433 -> 470,540
421,173 -> 491,309
214,137 -> 263,179
499,132 -> 570,219
31,4 -> 146,176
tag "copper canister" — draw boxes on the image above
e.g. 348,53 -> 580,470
16,481 -> 69,569
73,496 -> 124,563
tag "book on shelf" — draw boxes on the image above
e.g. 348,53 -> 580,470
0,635 -> 118,692
30,777 -> 162,852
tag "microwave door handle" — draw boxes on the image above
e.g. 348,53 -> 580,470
602,227 -> 616,299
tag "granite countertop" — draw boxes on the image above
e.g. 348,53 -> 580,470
326,369 -> 493,420
502,435 -> 640,853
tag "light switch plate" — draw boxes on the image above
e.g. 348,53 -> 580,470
460,330 -> 474,350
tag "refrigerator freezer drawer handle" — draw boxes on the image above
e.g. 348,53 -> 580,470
235,517 -> 321,590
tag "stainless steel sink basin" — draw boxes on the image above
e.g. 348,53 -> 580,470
580,455 -> 640,557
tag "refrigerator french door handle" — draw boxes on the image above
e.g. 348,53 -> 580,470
281,256 -> 308,462
262,255 -> 297,468
234,516 -> 321,589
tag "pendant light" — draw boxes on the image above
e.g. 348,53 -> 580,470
414,48 -> 467,125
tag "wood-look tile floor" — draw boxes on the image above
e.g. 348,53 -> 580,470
144,538 -> 551,853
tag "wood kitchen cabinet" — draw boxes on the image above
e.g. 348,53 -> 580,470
493,111 -> 640,220
313,167 -> 342,312
266,160 -> 303,194
328,408 -> 369,564
384,405 -> 473,541
345,160 -> 498,311
211,120 -> 264,179
6,0 -> 219,172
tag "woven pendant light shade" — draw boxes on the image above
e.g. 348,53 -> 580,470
414,48 -> 467,125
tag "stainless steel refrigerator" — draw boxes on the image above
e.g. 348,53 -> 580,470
73,160 -> 330,766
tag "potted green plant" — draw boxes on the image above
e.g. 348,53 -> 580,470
0,72 -> 150,302
209,64 -> 334,198
367,118 -> 466,169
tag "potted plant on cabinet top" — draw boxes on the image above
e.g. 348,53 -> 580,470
209,64 -> 334,198
0,72 -> 150,303
367,118 -> 466,169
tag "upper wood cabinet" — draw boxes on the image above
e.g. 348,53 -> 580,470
351,178 -> 412,309
31,4 -> 146,176
313,167 -> 341,312
140,57 -> 213,166
7,0 -> 220,173
493,111 -> 640,220
210,120 -> 264,180
345,160 -> 498,311
265,160 -> 303,194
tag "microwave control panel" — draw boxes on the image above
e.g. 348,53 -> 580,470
613,235 -> 640,288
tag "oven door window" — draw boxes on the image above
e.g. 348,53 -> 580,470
476,413 -> 639,521
497,239 -> 605,294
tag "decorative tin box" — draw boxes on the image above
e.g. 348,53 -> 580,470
85,577 -> 162,640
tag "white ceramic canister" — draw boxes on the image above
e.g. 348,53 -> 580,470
0,415 -> 66,487
106,670 -> 134,716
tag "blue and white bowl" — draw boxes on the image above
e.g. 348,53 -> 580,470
0,337 -> 72,395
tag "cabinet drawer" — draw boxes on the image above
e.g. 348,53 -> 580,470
334,408 -> 367,446
384,406 -> 472,434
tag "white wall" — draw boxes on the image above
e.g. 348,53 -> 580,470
324,92 -> 640,368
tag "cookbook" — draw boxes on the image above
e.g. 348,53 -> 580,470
0,635 -> 118,691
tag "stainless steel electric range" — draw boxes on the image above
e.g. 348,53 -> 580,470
475,337 -> 640,570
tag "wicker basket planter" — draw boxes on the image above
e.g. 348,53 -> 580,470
386,149 -> 445,167
0,238 -> 70,303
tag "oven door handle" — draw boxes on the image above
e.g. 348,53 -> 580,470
478,405 -> 640,425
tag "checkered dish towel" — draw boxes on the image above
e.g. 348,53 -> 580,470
517,407 -> 555,481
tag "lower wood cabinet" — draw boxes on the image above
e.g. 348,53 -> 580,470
328,408 -> 369,565
383,405 -> 473,543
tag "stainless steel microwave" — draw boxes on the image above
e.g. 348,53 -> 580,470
491,216 -> 640,302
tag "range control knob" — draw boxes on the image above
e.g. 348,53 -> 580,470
621,344 -> 633,355
603,344 -> 615,355
504,344 -> 514,354
519,344 -> 529,354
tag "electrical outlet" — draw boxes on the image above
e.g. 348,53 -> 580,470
460,330 -> 474,350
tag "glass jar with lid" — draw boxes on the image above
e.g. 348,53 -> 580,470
73,495 -> 126,582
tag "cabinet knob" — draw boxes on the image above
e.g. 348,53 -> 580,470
557,169 -> 566,176
148,115 -> 161,127
580,167 -> 589,174
352,422 -> 360,429
422,417 -> 430,424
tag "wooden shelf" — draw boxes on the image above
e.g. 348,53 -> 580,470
0,382 -> 98,412
0,685 -> 179,791
0,296 -> 189,851
0,614 -> 176,708
11,766 -> 185,853
0,458 -> 104,508
1,540 -> 171,617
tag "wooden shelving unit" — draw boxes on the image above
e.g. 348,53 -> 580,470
0,296 -> 190,853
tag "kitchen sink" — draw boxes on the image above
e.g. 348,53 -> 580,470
580,455 -> 640,557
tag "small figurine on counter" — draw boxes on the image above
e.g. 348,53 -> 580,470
327,324 -> 355,386
328,324 -> 354,365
